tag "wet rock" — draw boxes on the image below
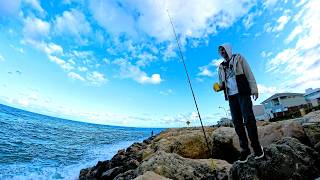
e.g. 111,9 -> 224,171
79,160 -> 110,180
230,137 -> 320,180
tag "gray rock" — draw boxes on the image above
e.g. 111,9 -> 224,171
211,127 -> 240,163
303,122 -> 320,152
133,171 -> 170,180
136,151 -> 231,180
230,137 -> 320,180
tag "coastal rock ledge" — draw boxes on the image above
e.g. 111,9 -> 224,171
79,111 -> 320,180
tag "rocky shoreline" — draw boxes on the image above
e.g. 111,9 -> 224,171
79,111 -> 320,180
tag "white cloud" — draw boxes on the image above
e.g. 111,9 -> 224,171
266,0 -> 320,92
136,52 -> 157,67
140,74 -> 162,84
113,58 -> 162,84
44,43 -> 63,55
263,0 -> 279,9
257,84 -> 277,94
23,16 -> 50,41
89,0 -> 255,43
89,0 -> 137,37
48,55 -> 74,71
23,0 -> 44,13
198,67 -> 214,77
9,44 -> 24,53
285,25 -> 303,43
86,71 -> 106,86
260,51 -> 273,58
264,15 -> 291,33
54,9 -> 91,40
243,11 -> 260,29
274,15 -> 290,31
68,72 -> 85,81
78,66 -> 88,72
160,89 -> 173,96
0,54 -> 5,62
197,58 -> 223,77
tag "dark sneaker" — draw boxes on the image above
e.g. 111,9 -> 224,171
237,150 -> 251,163
254,146 -> 264,160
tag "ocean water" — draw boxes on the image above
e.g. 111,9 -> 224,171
0,104 -> 163,180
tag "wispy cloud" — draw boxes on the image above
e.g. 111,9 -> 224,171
86,71 -> 106,86
266,0 -> 320,92
113,58 -> 162,85
23,16 -> 50,42
265,15 -> 291,33
243,10 -> 262,30
257,84 -> 277,94
0,54 -> 5,62
160,89 -> 173,96
24,0 -> 44,14
54,9 -> 91,42
68,72 -> 85,81
263,0 -> 280,9
197,58 -> 223,78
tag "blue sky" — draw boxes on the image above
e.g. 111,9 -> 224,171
0,0 -> 319,127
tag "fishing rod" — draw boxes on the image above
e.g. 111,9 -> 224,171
166,10 -> 212,156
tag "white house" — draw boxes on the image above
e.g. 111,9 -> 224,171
261,93 -> 308,118
304,88 -> 320,107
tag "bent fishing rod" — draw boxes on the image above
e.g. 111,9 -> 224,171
166,10 -> 212,156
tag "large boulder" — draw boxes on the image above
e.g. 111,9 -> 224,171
257,119 -> 310,147
302,122 -> 320,152
136,151 -> 231,180
211,127 -> 240,163
151,127 -> 215,159
230,137 -> 320,180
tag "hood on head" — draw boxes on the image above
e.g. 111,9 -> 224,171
219,43 -> 232,60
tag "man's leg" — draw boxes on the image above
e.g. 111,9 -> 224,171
228,94 -> 250,152
237,94 -> 261,153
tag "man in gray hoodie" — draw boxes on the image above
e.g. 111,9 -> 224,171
216,43 -> 264,163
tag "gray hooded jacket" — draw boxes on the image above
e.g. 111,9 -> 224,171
218,43 -> 258,100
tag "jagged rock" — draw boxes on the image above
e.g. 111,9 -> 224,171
303,122 -> 320,152
79,160 -> 110,180
133,171 -> 170,180
114,170 -> 138,180
257,119 -> 310,147
136,151 -> 231,180
101,166 -> 124,180
211,127 -> 240,163
151,128 -> 215,159
79,167 -> 95,180
230,137 -> 320,180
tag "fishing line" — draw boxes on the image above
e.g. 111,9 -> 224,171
166,10 -> 212,156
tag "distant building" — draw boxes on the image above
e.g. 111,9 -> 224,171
304,88 -> 320,107
253,105 -> 267,121
261,93 -> 308,118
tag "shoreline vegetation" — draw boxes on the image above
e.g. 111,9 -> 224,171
79,111 -> 320,180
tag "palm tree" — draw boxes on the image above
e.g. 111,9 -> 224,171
186,120 -> 190,127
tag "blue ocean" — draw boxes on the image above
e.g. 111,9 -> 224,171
0,104 -> 163,180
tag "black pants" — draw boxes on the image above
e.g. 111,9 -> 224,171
228,94 -> 261,153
